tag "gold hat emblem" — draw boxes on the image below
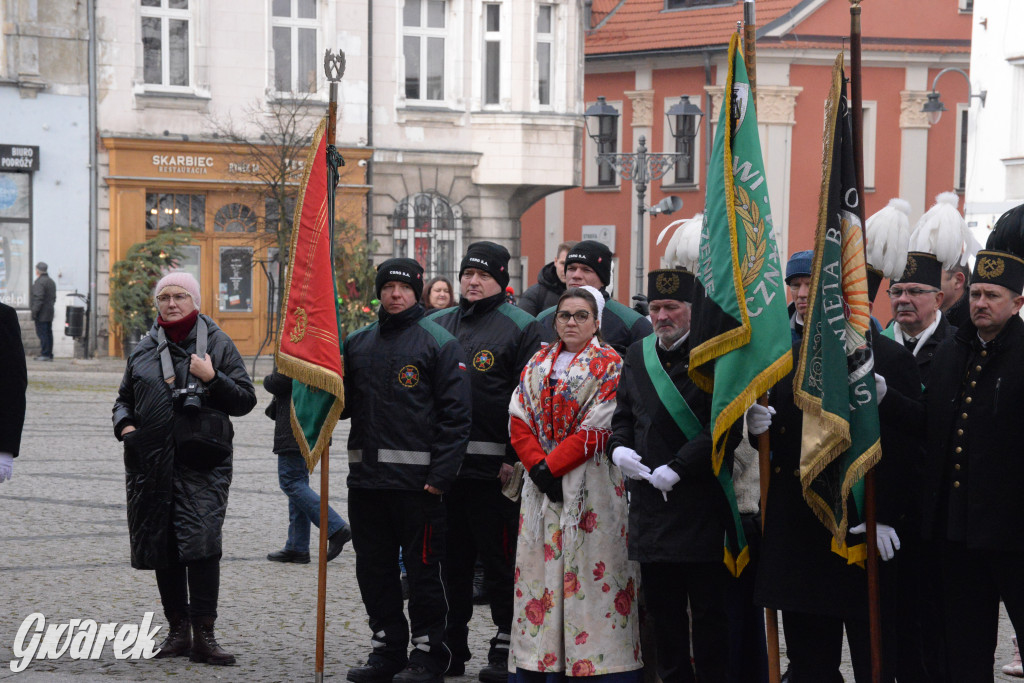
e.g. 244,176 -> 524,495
903,255 -> 917,279
977,256 -> 1005,279
656,272 -> 680,295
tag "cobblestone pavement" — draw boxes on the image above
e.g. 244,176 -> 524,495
1,358 -> 1019,681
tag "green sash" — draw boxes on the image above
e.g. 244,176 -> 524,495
642,334 -> 702,439
881,325 -> 896,341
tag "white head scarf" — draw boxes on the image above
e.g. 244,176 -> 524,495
578,285 -> 604,326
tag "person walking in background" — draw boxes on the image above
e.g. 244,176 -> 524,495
509,285 -> 642,683
0,300 -> 27,484
517,240 -> 575,315
264,370 -> 351,564
30,261 -> 55,361
422,276 -> 454,311
430,241 -> 543,682
112,272 -> 256,666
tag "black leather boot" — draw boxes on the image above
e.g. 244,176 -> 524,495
189,617 -> 236,666
154,613 -> 191,659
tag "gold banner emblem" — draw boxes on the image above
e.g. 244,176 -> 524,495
289,307 -> 308,343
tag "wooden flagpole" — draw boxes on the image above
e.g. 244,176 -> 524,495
316,48 -> 345,683
848,4 -> 883,682
741,5 -> 781,682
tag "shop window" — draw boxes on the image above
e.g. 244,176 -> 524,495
404,0 -> 447,102
145,192 -> 205,231
536,5 -> 554,106
271,0 -> 319,93
392,193 -> 464,282
214,203 -> 258,232
219,246 -> 254,312
0,172 -> 31,308
141,0 -> 192,88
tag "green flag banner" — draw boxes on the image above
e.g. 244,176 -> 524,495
688,33 -> 793,577
793,53 -> 881,551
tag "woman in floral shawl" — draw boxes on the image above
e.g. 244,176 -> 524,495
508,286 -> 642,683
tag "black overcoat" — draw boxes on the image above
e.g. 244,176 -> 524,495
608,336 -> 737,564
112,314 -> 256,569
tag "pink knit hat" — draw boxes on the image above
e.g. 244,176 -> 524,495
154,272 -> 201,310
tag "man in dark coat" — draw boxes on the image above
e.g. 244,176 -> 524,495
30,261 -> 56,361
536,240 -> 652,356
430,242 -> 542,683
517,240 -> 575,315
881,252 -> 956,385
609,268 -> 737,683
748,262 -> 923,682
939,262 -> 970,329
343,257 -> 472,683
112,271 -> 256,666
784,250 -> 812,343
916,249 -> 1024,680
0,301 -> 27,484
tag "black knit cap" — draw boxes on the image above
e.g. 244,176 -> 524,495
972,250 -> 1024,294
647,268 -> 695,303
459,241 -> 511,290
893,251 -> 942,289
564,240 -> 613,286
375,257 -> 424,301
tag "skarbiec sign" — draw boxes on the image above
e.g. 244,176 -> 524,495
0,145 -> 40,172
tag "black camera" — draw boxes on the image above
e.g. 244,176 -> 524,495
173,381 -> 207,414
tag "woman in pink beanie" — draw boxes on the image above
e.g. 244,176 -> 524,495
112,269 -> 256,666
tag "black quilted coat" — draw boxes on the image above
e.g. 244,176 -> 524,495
112,314 -> 256,570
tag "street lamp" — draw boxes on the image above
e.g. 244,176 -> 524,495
584,95 -> 703,295
920,67 -> 986,125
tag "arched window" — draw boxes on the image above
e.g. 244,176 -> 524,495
214,202 -> 257,232
392,193 -> 465,281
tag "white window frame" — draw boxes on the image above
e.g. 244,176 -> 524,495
862,100 -> 877,190
661,95 -> 704,189
403,0 -> 449,104
584,99 -> 623,190
482,3 -> 502,107
139,0 -> 193,91
270,0 -> 321,95
535,3 -> 555,108
954,102 -> 969,192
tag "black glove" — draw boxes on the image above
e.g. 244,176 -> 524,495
631,293 -> 649,316
529,460 -> 563,503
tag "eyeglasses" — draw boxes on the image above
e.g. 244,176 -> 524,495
555,310 -> 591,324
156,293 -> 192,305
887,287 -> 939,298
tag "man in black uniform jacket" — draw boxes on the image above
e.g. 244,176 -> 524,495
609,268 -> 736,683
343,258 -> 472,683
747,260 -> 923,682
536,240 -> 652,356
0,301 -> 27,484
916,249 -> 1024,681
430,242 -> 543,682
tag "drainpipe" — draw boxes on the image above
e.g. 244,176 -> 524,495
87,0 -> 98,357
366,0 -> 374,247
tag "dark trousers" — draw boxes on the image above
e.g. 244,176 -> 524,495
781,610 -> 886,683
641,561 -> 730,683
155,556 -> 220,620
726,514 -> 768,683
940,543 -> 1024,682
34,320 -> 52,358
886,533 -> 944,683
443,477 -> 518,664
349,488 -> 450,674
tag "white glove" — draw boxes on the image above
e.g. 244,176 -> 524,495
745,403 -> 776,436
0,453 -> 13,483
849,522 -> 901,561
644,464 -> 681,494
611,446 -> 651,480
874,373 -> 887,404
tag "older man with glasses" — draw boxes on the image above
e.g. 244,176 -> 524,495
882,251 -> 956,384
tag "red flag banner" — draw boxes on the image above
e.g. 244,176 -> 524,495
276,117 -> 344,470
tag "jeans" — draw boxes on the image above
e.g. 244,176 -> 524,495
278,451 -> 346,552
34,320 -> 52,358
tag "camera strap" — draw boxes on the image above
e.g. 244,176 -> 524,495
157,317 -> 209,387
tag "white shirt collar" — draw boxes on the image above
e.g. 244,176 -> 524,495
659,330 -> 690,352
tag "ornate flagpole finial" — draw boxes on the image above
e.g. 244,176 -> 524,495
324,49 -> 346,83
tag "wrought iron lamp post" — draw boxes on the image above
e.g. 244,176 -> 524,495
920,67 -> 986,125
584,96 -> 703,295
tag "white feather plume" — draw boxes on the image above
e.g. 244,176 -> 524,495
657,213 -> 703,272
908,191 -> 981,268
865,198 -> 911,279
